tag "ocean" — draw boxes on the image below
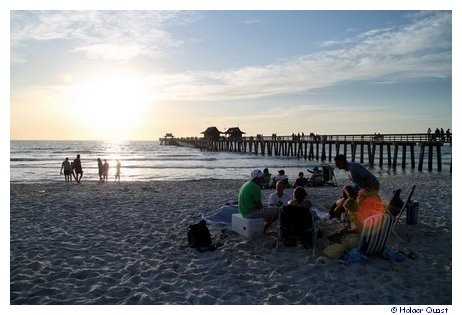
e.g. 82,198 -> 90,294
10,140 -> 452,183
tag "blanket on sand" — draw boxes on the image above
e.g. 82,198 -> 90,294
203,205 -> 239,225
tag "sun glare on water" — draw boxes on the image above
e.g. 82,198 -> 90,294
75,74 -> 153,140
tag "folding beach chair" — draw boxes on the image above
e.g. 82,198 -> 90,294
357,212 -> 395,256
393,185 -> 416,223
274,205 -> 320,256
391,185 -> 416,243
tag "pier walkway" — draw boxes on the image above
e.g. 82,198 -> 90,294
160,133 -> 452,172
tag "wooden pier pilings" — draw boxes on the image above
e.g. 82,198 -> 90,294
160,133 -> 451,172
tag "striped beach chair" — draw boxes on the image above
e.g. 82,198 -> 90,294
357,212 -> 395,255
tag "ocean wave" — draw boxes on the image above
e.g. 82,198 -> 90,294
10,158 -> 42,162
84,157 -> 219,162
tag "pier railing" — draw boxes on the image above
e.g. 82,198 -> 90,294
161,133 -> 451,144
159,133 -> 452,172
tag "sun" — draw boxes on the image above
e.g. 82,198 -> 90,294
75,74 -> 153,139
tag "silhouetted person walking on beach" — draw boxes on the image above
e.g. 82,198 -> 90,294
73,154 -> 83,183
115,160 -> 121,183
103,159 -> 109,182
70,161 -> 75,182
60,157 -> 72,183
97,158 -> 103,182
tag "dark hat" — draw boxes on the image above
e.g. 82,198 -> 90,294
278,169 -> 285,175
334,154 -> 347,162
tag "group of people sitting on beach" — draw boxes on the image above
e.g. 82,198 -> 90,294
237,154 -> 384,257
261,167 -> 326,189
60,154 -> 121,183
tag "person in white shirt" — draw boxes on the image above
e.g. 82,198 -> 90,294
271,169 -> 290,188
115,160 -> 121,183
268,180 -> 292,207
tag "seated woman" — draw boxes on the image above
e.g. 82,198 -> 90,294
288,186 -> 312,209
264,186 -> 312,235
325,198 -> 363,247
329,185 -> 359,219
323,198 -> 364,259
278,186 -> 315,248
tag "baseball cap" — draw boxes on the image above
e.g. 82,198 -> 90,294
249,169 -> 263,181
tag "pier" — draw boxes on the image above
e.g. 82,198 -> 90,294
160,133 -> 452,172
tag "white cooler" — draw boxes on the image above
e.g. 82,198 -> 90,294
232,213 -> 265,238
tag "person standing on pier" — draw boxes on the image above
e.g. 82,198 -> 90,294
446,129 -> 451,142
333,154 -> 383,223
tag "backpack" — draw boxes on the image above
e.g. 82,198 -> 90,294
187,220 -> 217,252
406,201 -> 419,225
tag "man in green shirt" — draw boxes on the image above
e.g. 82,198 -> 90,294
238,169 -> 278,221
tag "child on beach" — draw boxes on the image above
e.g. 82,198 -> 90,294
70,161 -> 75,182
329,185 -> 359,219
323,198 -> 362,259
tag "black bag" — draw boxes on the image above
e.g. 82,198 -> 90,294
406,201 -> 419,225
280,205 -> 314,248
187,220 -> 216,252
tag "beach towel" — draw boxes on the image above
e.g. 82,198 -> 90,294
312,207 -> 329,219
203,205 -> 239,225
339,248 -> 370,265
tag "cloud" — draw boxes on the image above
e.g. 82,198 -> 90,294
146,11 -> 451,101
73,43 -> 147,61
11,11 -> 451,101
10,10 -> 195,62
242,19 -> 261,24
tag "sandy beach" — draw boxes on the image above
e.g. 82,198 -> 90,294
10,173 -> 452,305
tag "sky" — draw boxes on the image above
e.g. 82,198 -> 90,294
9,9 -> 453,140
